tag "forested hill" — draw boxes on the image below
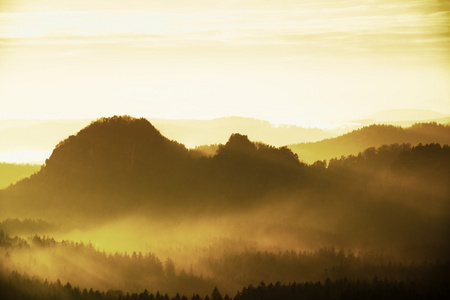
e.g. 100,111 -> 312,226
0,116 -> 305,222
43,115 -> 192,184
0,116 -> 195,221
1,116 -> 450,300
1,116 -> 449,245
288,123 -> 450,164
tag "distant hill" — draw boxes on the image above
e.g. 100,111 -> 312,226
354,109 -> 450,127
0,163 -> 41,189
149,116 -> 331,147
366,109 -> 448,122
288,123 -> 450,164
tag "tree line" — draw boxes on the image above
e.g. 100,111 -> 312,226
1,270 -> 449,300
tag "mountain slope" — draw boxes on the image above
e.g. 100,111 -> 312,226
0,163 -> 41,189
44,115 -> 191,177
0,116 -> 305,223
1,116 -> 449,261
207,134 -> 306,204
288,123 -> 450,164
0,117 -> 331,164
1,116 -> 196,222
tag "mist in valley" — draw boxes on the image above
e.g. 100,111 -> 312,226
1,116 -> 449,299
2,0 -> 450,296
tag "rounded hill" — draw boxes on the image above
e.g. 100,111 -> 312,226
45,115 -> 190,177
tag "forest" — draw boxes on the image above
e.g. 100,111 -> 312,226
1,116 -> 449,299
1,230 -> 449,299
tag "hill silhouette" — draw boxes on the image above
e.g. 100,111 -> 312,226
1,116 -> 449,260
0,117 -> 332,165
208,133 -> 306,204
1,116 -> 197,222
1,116 -> 450,299
0,116 -> 306,222
288,123 -> 450,164
45,115 -> 191,178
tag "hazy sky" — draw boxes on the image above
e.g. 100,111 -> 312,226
1,0 -> 449,126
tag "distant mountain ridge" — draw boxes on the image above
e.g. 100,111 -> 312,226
288,123 -> 450,164
149,116 -> 332,147
354,109 -> 450,127
365,109 -> 449,122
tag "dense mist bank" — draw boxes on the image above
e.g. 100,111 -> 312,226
0,218 -> 58,236
1,230 -> 449,298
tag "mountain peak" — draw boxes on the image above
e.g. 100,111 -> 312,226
54,115 -> 162,149
44,115 -> 189,176
222,133 -> 257,153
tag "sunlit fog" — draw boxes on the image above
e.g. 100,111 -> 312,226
1,0 -> 450,299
